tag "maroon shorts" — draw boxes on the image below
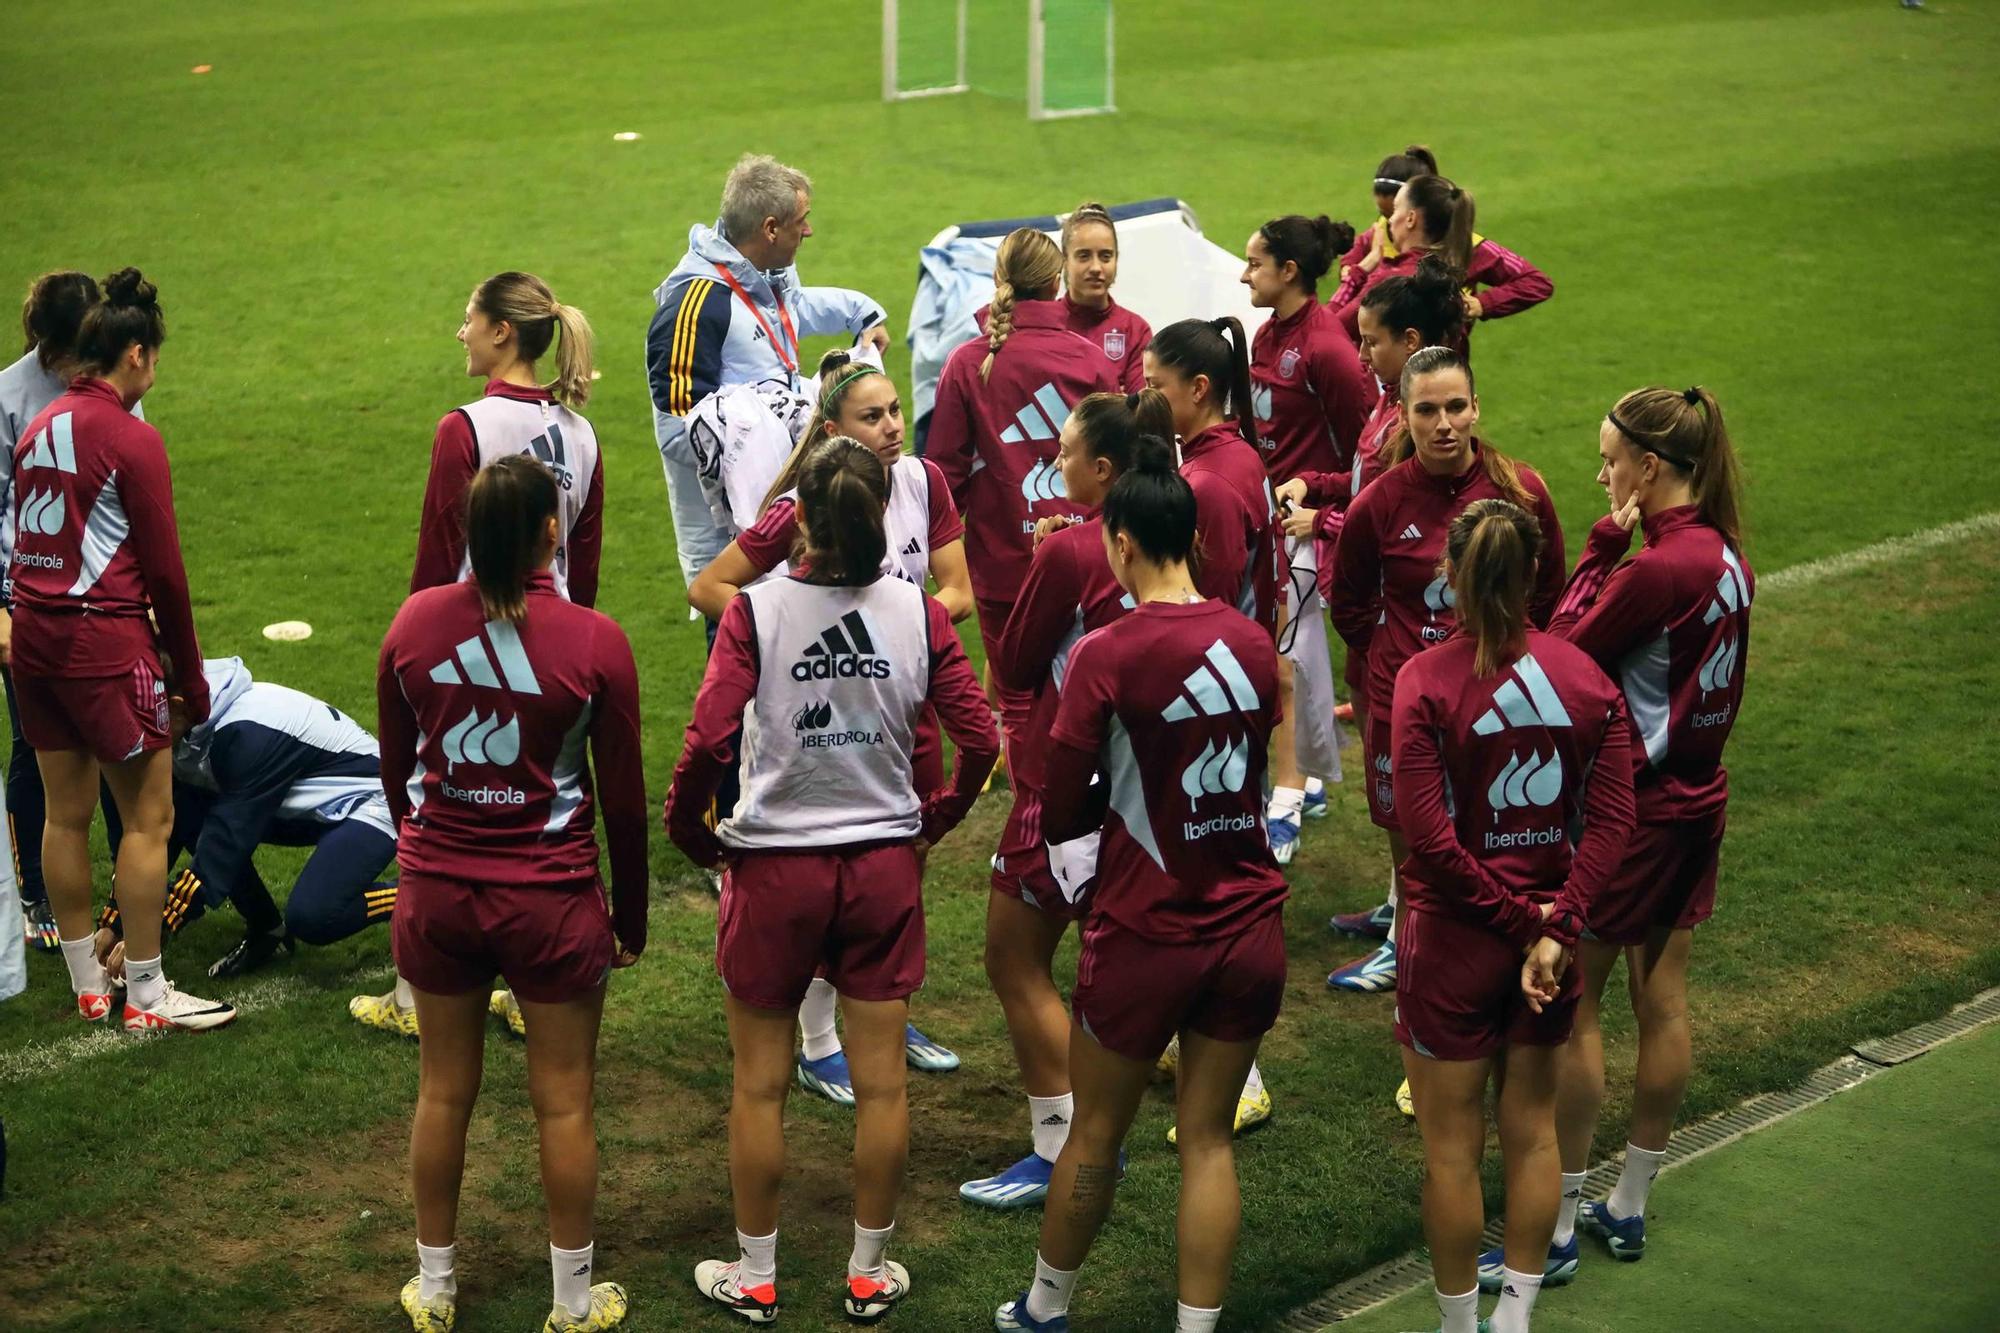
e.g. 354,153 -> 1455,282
717,843 -> 924,1010
1072,909 -> 1286,1062
990,787 -> 1089,923
393,869 -> 614,1004
13,658 -> 171,765
975,596 -> 1034,767
1364,713 -> 1397,831
1585,810 -> 1727,946
1394,907 -> 1579,1062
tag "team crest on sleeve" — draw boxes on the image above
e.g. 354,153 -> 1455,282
1103,330 -> 1126,361
1277,347 -> 1301,380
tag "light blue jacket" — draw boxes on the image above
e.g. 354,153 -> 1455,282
646,223 -> 885,588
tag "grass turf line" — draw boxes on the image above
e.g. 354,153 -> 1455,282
1328,1022 -> 2000,1333
1,1 -> 1997,1329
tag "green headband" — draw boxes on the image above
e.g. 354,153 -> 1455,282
821,364 -> 883,410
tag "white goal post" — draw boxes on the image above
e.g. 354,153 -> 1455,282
881,0 -> 1115,120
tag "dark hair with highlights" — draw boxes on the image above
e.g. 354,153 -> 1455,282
466,455 -> 560,624
1445,498 -> 1542,675
796,435 -> 889,586
21,271 -> 100,371
75,267 -> 164,374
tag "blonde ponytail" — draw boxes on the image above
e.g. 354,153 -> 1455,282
980,227 -> 1062,382
1607,385 -> 1744,549
548,300 -> 595,410
470,271 -> 593,409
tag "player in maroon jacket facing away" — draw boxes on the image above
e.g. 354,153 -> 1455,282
1326,347 -> 1565,1001
1392,500 -> 1636,1333
926,227 -> 1121,776
960,394 -> 1147,1209
691,349 -> 974,1101
665,436 -> 998,1327
379,457 -> 647,1333
1489,387 -> 1749,1284
1331,173 -> 1553,350
1280,257 -> 1468,941
380,271 -> 604,1043
8,269 -> 234,1033
1239,215 -> 1378,865
993,458 -> 1286,1333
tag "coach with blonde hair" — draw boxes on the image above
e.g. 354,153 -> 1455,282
646,153 -> 891,597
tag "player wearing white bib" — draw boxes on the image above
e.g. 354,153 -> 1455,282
667,436 -> 998,1326
412,272 -> 602,608
397,270 -> 598,1039
692,350 -> 973,1102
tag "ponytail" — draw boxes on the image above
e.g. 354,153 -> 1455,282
1146,317 -> 1258,448
1101,435 -> 1196,565
471,271 -> 594,409
796,435 -> 889,585
1403,174 -> 1477,273
20,270 -> 101,370
465,454 -> 560,624
1605,385 -> 1745,548
1069,389 -> 1179,479
1445,498 -> 1540,676
982,228 -> 1063,382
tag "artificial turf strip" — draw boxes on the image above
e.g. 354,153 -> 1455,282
1325,1022 -> 2000,1333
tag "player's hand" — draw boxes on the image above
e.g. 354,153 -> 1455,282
1274,478 -> 1309,510
1032,514 -> 1077,548
167,694 -> 192,742
1609,493 -> 1643,533
1339,264 -> 1353,285
613,945 -> 643,969
863,324 -> 891,354
1539,900 -> 1556,921
95,928 -> 127,980
0,605 -> 12,667
1462,293 -> 1485,322
1520,936 -> 1571,1014
1282,504 -> 1319,539
1367,225 -> 1386,261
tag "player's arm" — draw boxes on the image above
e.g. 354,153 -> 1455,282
992,536 -> 1080,693
567,452 -> 605,610
1526,472 -> 1568,629
663,595 -> 760,866
1390,667 -> 1548,949
587,619 -> 649,958
376,608 -> 420,830
1311,338 -> 1378,462
411,412 -> 477,595
791,284 -> 888,346
1466,240 -> 1553,321
1186,473 -> 1248,607
919,596 -> 999,844
690,498 -> 794,620
1325,490 -> 1384,651
177,723 -> 308,927
925,537 -> 973,624
123,430 -> 208,724
1547,694 -> 1638,945
924,353 -> 980,512
1042,636 -> 1115,845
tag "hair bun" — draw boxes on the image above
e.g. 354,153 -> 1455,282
1130,433 -> 1176,476
100,267 -> 156,309
1411,253 -> 1466,292
818,348 -> 853,377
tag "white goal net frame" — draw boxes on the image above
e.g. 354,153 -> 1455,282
881,0 -> 1116,121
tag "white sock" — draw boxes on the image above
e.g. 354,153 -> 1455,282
1175,1300 -> 1222,1332
1609,1142 -> 1665,1219
1024,1252 -> 1078,1321
1387,863 -> 1399,909
1240,1060 -> 1265,1101
125,954 -> 165,1010
1435,1285 -> 1479,1333
799,978 -> 842,1061
848,1220 -> 893,1280
551,1241 -> 592,1317
417,1241 -> 457,1301
1266,785 -> 1305,822
395,972 -> 416,1010
1029,1093 -> 1073,1162
1489,1267 -> 1542,1333
1554,1170 -> 1588,1244
59,934 -> 110,997
1304,775 -> 1325,799
736,1228 -> 777,1291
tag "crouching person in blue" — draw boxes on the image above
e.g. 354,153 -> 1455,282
93,656 -> 397,987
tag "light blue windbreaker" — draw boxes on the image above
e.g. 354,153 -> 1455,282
645,223 -> 885,589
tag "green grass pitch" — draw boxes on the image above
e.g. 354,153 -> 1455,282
1,1 -> 1997,1329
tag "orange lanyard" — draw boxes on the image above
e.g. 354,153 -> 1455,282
712,263 -> 799,374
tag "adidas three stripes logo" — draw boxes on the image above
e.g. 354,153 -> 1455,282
1471,654 -> 1572,810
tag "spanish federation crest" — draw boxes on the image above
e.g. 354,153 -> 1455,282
1103,329 -> 1126,361
1277,347 -> 1301,379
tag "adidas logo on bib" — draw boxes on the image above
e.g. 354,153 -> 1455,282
792,610 -> 891,681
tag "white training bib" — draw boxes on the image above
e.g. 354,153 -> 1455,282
457,395 -> 601,600
722,575 -> 934,849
